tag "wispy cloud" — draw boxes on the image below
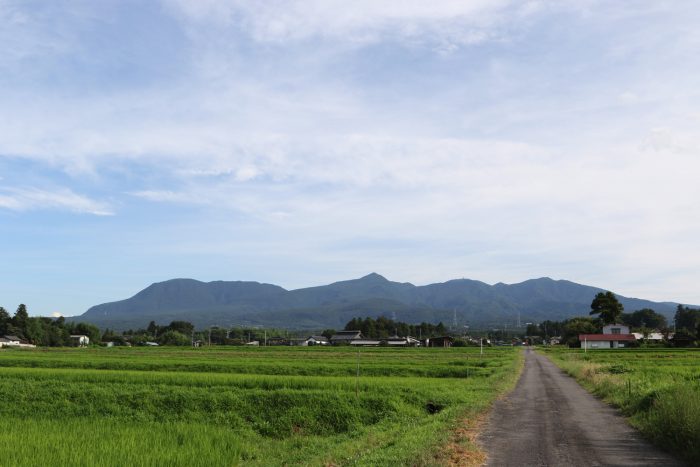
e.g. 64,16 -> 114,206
0,187 -> 113,216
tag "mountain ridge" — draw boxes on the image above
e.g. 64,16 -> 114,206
75,274 -> 691,330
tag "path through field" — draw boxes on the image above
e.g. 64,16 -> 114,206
479,348 -> 685,466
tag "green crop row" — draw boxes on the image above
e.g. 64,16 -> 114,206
541,347 -> 700,464
0,346 -> 522,466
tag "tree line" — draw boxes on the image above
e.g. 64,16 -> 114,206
343,316 -> 447,339
0,304 -> 101,346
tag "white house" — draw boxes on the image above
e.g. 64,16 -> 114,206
3,335 -> 21,346
602,324 -> 630,335
632,332 -> 665,342
305,336 -> 330,346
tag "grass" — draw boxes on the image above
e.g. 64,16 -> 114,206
0,346 -> 522,466
541,347 -> 700,464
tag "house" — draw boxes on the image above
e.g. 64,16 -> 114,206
330,330 -> 363,345
385,335 -> 420,347
3,335 -> 21,346
305,335 -> 330,346
579,323 -> 637,349
1,335 -> 36,348
424,336 -> 454,348
632,332 -> 665,342
70,335 -> 90,347
549,336 -> 562,345
602,324 -> 631,335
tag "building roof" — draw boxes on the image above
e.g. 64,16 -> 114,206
4,335 -> 20,341
0,337 -> 10,343
307,335 -> 329,342
579,334 -> 636,341
331,330 -> 363,341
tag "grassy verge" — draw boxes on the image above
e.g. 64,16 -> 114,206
540,347 -> 700,464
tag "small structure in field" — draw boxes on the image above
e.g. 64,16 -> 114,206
70,335 -> 90,347
424,336 -> 454,348
330,330 -> 363,345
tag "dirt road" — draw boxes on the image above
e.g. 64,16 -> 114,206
478,348 -> 684,466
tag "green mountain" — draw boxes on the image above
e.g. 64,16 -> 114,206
76,273 -> 686,330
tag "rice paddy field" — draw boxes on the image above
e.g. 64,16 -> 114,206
0,346 -> 521,466
541,347 -> 700,464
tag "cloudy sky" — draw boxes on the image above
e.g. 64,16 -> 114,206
1,1 -> 699,317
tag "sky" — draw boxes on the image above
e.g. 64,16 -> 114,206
1,0 -> 699,317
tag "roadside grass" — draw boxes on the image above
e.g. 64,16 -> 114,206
541,347 -> 700,464
0,346 -> 521,466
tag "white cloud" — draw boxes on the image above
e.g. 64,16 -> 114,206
0,187 -> 113,216
163,0 -> 533,48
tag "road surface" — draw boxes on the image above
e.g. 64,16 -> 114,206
479,348 -> 684,466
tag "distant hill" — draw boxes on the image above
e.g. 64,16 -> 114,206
75,273 -> 687,330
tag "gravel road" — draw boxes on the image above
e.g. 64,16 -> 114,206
478,348 -> 685,466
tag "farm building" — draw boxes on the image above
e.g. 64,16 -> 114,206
266,337 -> 289,346
330,330 -> 363,345
70,335 -> 90,347
1,335 -> 36,348
424,336 -> 454,347
349,339 -> 382,347
2,335 -> 21,346
385,336 -> 420,347
305,336 -> 330,346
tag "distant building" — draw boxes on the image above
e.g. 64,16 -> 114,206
385,336 -> 420,347
602,324 -> 630,335
305,336 -> 330,346
632,332 -> 665,342
1,335 -> 36,348
424,336 -> 454,348
330,330 -> 363,345
70,335 -> 90,347
349,339 -> 382,347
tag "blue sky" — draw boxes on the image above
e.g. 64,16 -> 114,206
1,1 -> 699,317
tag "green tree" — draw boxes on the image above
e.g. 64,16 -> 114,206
24,318 -> 47,345
621,308 -> 668,330
13,304 -> 29,336
562,317 -> 598,346
0,307 -> 10,335
69,322 -> 101,344
167,321 -> 194,336
590,292 -> 624,325
158,330 -> 190,346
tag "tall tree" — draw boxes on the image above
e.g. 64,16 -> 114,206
589,292 -> 624,325
13,304 -> 29,336
0,307 -> 10,335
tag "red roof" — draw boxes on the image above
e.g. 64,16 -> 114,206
579,334 -> 636,341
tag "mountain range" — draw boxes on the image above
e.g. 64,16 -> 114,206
75,273 -> 687,330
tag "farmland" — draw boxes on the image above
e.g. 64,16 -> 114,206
0,346 -> 521,466
541,347 -> 700,464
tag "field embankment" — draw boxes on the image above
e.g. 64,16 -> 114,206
0,346 -> 520,466
541,347 -> 700,464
